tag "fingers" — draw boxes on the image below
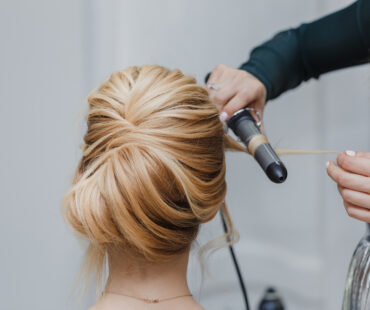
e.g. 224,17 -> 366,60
206,64 -> 266,121
354,151 -> 370,159
343,201 -> 370,223
207,64 -> 237,94
210,82 -> 239,112
223,92 -> 251,116
338,185 -> 370,210
222,71 -> 266,119
327,152 -> 370,223
207,65 -> 238,113
326,161 -> 370,193
207,64 -> 226,84
337,152 -> 370,177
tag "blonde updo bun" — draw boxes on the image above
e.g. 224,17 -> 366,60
63,65 -> 238,270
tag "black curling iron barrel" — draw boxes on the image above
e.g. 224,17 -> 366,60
205,73 -> 287,183
228,108 -> 287,183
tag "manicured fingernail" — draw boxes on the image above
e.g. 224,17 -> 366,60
219,111 -> 228,122
326,161 -> 330,168
345,150 -> 355,157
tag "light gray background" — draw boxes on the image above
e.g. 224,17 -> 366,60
1,0 -> 369,309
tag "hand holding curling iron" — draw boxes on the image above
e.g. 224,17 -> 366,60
206,64 -> 266,124
327,151 -> 370,223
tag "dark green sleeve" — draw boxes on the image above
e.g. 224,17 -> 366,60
240,0 -> 370,101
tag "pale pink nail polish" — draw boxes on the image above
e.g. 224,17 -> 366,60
326,161 -> 330,168
219,112 -> 228,122
345,150 -> 356,157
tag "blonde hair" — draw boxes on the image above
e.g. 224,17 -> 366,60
63,65 -> 240,287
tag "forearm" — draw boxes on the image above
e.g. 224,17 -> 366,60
240,0 -> 370,101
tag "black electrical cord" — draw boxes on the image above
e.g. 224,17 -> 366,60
220,211 -> 250,310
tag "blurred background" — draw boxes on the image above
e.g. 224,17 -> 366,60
1,0 -> 369,309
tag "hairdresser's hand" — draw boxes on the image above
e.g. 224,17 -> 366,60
327,151 -> 370,223
207,64 -> 267,123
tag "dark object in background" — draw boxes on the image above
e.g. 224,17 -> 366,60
258,287 -> 285,310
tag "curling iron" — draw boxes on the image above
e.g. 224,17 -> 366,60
205,71 -> 288,310
205,73 -> 287,183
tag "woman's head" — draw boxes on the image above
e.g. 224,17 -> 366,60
63,65 -> 234,266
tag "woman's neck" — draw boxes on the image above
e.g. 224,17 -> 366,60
105,248 -> 191,299
91,248 -> 204,310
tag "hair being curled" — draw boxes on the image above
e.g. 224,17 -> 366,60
63,65 -> 241,287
